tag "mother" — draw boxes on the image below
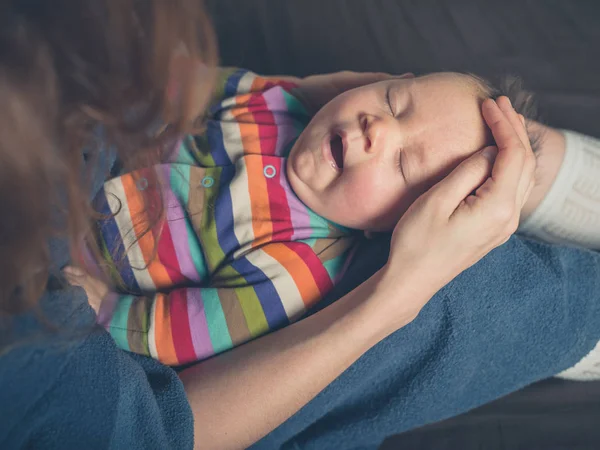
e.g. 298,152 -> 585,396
0,2 -> 598,450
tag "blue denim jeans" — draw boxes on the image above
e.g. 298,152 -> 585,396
252,236 -> 600,449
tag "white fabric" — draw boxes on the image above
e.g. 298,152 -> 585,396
556,341 -> 600,381
519,130 -> 600,250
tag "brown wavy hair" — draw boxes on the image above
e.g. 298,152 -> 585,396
0,0 -> 217,315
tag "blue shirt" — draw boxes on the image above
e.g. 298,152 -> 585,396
0,140 -> 194,449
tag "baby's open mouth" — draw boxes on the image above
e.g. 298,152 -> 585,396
330,134 -> 344,169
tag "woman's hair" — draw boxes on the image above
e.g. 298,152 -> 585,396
0,0 -> 217,315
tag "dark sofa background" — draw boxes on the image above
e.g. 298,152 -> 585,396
207,1 -> 600,448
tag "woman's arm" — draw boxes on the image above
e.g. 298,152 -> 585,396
180,268 -> 420,450
268,71 -> 412,113
68,242 -> 421,449
179,96 -> 536,450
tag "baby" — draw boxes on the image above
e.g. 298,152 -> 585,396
72,68 -> 540,366
288,70 -> 502,231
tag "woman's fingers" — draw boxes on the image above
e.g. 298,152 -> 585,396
319,71 -> 395,101
494,97 -> 536,206
427,146 -> 496,217
64,266 -> 110,313
496,97 -> 530,148
482,98 -> 534,208
483,98 -> 522,154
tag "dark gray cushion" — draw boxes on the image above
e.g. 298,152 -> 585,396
209,0 -> 600,136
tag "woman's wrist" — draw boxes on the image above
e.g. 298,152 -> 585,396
300,266 -> 426,361
354,265 -> 431,340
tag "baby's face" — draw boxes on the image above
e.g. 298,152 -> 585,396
287,73 -> 490,231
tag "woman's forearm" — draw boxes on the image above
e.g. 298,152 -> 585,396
178,95 -> 538,450
179,268 -> 422,450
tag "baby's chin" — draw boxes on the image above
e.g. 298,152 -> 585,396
315,209 -> 397,233
353,211 -> 403,233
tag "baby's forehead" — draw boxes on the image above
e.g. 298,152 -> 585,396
410,74 -> 486,127
414,72 -> 487,91
400,74 -> 490,175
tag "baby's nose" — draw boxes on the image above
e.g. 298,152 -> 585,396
364,117 -> 387,154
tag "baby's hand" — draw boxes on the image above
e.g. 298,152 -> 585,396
63,266 -> 109,314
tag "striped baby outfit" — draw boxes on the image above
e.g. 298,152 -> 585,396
92,69 -> 357,366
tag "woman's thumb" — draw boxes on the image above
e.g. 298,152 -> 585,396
430,146 -> 497,216
63,266 -> 86,286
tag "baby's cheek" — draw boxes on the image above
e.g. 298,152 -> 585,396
358,174 -> 414,225
340,172 -> 375,204
346,183 -> 373,204
340,176 -> 389,223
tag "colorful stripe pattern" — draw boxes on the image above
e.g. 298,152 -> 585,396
93,69 -> 356,365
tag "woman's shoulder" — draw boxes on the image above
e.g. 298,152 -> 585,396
0,288 -> 113,447
0,288 -> 193,449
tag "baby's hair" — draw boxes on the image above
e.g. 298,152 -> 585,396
467,73 -> 543,155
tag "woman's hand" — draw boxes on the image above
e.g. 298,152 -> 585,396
63,266 -> 109,314
381,96 -> 536,317
277,71 -> 412,113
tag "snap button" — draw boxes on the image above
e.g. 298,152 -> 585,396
201,176 -> 214,188
263,165 -> 277,179
136,177 -> 148,191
